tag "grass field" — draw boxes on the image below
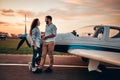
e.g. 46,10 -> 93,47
0,39 -> 68,55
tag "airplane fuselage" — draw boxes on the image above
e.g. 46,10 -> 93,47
54,26 -> 120,53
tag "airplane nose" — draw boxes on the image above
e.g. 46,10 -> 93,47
19,34 -> 27,39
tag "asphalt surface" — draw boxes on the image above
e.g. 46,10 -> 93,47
0,54 -> 120,80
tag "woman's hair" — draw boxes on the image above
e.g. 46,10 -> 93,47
30,18 -> 39,36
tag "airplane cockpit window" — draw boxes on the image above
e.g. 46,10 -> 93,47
109,27 -> 120,38
75,25 -> 95,37
93,26 -> 104,38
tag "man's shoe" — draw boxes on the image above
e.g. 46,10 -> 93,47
44,67 -> 53,73
33,68 -> 42,73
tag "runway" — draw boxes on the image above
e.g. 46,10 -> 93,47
0,54 -> 120,80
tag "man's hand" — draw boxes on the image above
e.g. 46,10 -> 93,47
42,34 -> 56,40
42,36 -> 47,40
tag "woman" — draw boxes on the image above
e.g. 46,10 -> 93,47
28,18 -> 42,73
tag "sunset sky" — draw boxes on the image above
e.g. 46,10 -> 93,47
0,0 -> 120,35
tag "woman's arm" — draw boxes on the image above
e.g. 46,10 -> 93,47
32,28 -> 37,50
33,41 -> 37,50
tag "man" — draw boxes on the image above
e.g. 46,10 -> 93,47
35,15 -> 57,73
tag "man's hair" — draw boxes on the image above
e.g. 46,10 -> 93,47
46,15 -> 52,21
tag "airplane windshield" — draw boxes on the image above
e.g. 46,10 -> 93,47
93,26 -> 104,38
74,25 -> 96,37
73,25 -> 104,38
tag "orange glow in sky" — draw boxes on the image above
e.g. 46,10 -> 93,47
0,0 -> 120,35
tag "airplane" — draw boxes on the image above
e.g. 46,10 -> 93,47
54,25 -> 120,72
16,15 -> 31,50
16,17 -> 120,72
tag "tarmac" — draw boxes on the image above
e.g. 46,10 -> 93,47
0,54 -> 120,80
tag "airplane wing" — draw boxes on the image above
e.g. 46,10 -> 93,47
68,49 -> 120,66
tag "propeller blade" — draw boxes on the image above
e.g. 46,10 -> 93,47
16,39 -> 25,50
26,39 -> 31,48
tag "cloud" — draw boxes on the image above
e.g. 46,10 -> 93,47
16,10 -> 36,18
89,0 -> 120,17
0,9 -> 37,18
0,9 -> 15,16
16,23 -> 25,26
63,0 -> 120,11
62,0 -> 85,4
0,21 -> 12,26
62,0 -> 120,13
2,9 -> 14,13
61,0 -> 120,20
0,0 -> 119,24
102,15 -> 120,26
91,0 -> 120,11
0,21 -> 25,27
44,8 -> 103,20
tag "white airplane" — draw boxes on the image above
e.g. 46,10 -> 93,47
53,25 -> 120,72
17,16 -> 120,72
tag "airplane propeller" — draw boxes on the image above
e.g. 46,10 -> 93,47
16,34 -> 31,50
16,14 -> 31,50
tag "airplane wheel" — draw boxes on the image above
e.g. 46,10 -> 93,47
81,57 -> 89,63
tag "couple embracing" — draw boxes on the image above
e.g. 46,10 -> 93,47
29,15 -> 57,73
